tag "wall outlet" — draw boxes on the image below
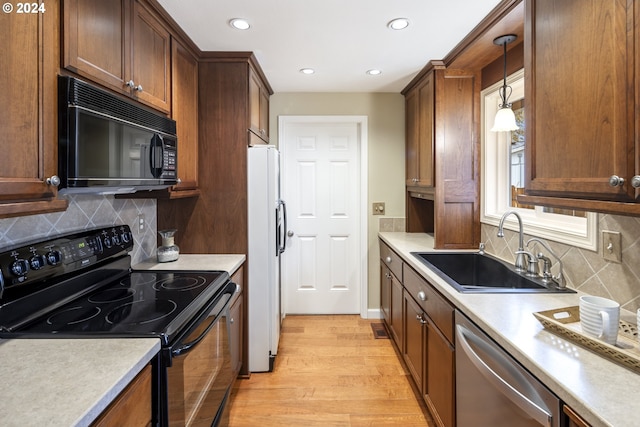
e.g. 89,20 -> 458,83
137,214 -> 145,233
602,230 -> 622,263
373,202 -> 385,215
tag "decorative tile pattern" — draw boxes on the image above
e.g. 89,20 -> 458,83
0,195 -> 157,265
482,213 -> 640,312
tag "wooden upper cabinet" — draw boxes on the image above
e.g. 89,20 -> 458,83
249,68 -> 270,143
63,0 -> 171,113
170,38 -> 199,195
522,0 -> 640,213
0,0 -> 67,218
405,72 -> 435,188
130,1 -> 170,112
63,0 -> 129,92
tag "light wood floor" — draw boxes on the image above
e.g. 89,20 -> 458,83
228,315 -> 434,427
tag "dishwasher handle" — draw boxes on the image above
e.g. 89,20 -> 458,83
456,324 -> 553,427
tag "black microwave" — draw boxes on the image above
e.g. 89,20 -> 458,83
58,76 -> 178,194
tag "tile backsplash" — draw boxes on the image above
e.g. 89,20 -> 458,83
0,195 -> 157,265
482,213 -> 640,312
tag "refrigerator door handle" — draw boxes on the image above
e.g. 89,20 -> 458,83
277,200 -> 287,254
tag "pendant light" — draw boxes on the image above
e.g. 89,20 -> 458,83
491,34 -> 519,132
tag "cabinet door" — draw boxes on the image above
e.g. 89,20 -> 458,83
405,88 -> 419,186
380,265 -> 391,324
131,1 -> 171,113
425,321 -> 455,427
92,365 -> 152,427
404,293 -> 425,392
389,274 -> 404,347
63,0 -> 129,93
525,0 -> 637,202
405,74 -> 435,188
249,69 -> 269,142
0,0 -> 67,217
170,38 -> 199,192
563,405 -> 591,427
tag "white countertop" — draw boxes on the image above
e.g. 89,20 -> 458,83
134,254 -> 245,274
0,338 -> 159,427
380,232 -> 640,427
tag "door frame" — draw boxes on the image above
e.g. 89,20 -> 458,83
279,115 -> 368,318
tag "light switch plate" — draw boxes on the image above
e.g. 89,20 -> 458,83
602,230 -> 622,263
372,202 -> 385,216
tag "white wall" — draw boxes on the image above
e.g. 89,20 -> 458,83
270,93 -> 406,313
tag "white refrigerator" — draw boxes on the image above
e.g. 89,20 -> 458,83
247,145 -> 286,372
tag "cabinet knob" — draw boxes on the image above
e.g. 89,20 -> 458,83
126,80 -> 143,92
416,314 -> 427,324
385,272 -> 392,279
417,290 -> 427,301
631,175 -> 640,188
46,175 -> 60,187
609,175 -> 625,187
385,256 -> 392,263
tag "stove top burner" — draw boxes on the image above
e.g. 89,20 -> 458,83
154,275 -> 209,291
106,299 -> 177,326
88,288 -> 136,304
46,306 -> 102,326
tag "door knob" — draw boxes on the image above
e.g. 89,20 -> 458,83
287,230 -> 294,237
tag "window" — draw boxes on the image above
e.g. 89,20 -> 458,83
481,69 -> 597,250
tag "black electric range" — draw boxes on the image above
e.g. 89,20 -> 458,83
0,225 -> 238,426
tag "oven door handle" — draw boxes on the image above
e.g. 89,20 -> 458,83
171,281 -> 236,358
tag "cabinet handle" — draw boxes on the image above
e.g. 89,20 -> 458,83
126,80 -> 143,92
46,175 -> 60,187
631,175 -> 640,188
385,256 -> 392,263
417,290 -> 427,301
609,175 -> 625,187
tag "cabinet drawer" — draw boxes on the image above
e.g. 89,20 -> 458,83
380,241 -> 403,281
404,265 -> 454,343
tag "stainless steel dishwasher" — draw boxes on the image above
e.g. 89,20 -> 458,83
455,310 -> 561,427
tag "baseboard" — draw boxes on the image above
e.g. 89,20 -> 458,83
366,308 -> 382,319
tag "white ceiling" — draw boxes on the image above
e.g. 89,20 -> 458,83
157,0 -> 503,93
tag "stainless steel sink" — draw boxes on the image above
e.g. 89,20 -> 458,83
412,252 -> 575,294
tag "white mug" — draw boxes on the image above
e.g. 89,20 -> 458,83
579,295 -> 620,345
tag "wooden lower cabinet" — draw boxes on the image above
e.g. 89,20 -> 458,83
380,265 -> 392,324
91,365 -> 152,427
425,321 -> 455,427
563,405 -> 591,427
403,291 -> 426,389
390,274 -> 404,347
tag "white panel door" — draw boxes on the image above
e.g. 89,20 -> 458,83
281,120 -> 361,314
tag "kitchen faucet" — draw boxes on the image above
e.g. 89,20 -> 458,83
526,237 -> 566,288
497,211 -> 527,272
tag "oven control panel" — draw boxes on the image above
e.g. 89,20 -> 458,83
0,225 -> 133,294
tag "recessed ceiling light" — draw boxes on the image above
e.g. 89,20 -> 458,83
366,69 -> 382,76
229,18 -> 250,30
388,18 -> 410,30
300,68 -> 315,75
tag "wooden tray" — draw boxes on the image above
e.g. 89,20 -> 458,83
533,306 -> 640,374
